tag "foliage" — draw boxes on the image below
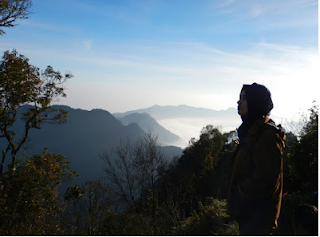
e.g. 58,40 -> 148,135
62,179 -> 114,235
277,103 -> 318,235
0,0 -> 32,35
285,104 -> 318,195
101,204 -> 172,235
172,198 -> 239,235
0,149 -> 76,235
100,133 -> 170,235
277,191 -> 307,235
160,125 -> 231,216
213,136 -> 238,199
0,49 -> 76,235
101,133 -> 167,212
0,49 -> 72,174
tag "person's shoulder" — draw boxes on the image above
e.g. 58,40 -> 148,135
264,119 -> 285,133
260,118 -> 286,141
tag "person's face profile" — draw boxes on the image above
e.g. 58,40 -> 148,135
237,90 -> 248,116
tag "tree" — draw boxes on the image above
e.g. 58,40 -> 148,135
287,103 -> 318,196
178,125 -> 227,201
0,0 -> 32,35
102,133 -> 167,211
171,198 -> 239,235
63,180 -> 114,235
277,103 -> 318,235
0,149 -> 76,235
0,49 -> 73,174
63,185 -> 86,234
156,125 -> 229,225
282,131 -> 298,192
101,133 -> 168,235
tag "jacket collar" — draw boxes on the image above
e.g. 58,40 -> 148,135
246,116 -> 270,138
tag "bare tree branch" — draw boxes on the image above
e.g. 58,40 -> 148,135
0,0 -> 32,35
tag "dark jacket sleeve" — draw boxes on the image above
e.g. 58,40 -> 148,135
239,127 -> 283,202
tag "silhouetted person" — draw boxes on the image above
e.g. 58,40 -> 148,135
292,204 -> 318,235
227,83 -> 285,235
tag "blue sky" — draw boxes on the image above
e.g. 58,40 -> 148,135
0,0 -> 318,120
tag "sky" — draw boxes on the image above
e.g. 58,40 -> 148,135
0,0 -> 318,121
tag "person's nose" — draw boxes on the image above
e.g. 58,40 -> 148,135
237,100 -> 241,105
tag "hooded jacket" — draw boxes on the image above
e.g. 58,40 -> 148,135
227,116 -> 285,219
227,83 -> 285,223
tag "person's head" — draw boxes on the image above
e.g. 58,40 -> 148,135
292,204 -> 318,235
237,83 -> 273,121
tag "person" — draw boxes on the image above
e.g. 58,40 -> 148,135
227,83 -> 286,235
292,204 -> 318,235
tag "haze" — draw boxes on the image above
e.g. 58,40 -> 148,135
0,0 -> 318,121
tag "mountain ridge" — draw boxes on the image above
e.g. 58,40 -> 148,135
117,112 -> 183,146
0,105 -> 183,190
113,105 -> 241,147
113,104 -> 238,120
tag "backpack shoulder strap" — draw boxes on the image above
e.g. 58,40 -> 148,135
262,119 -> 286,151
264,119 -> 286,141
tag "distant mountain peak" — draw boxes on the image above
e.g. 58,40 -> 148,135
114,104 -> 238,120
116,112 -> 182,147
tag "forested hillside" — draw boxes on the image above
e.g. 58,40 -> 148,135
0,105 -> 183,189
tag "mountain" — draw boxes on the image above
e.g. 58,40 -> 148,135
117,112 -> 184,146
114,104 -> 237,120
0,105 -> 183,191
114,105 -> 242,147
